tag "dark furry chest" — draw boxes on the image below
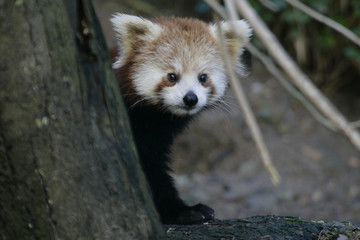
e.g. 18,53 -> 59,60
127,106 -> 192,164
124,104 -> 214,224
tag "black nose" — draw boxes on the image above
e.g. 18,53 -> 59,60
183,91 -> 198,107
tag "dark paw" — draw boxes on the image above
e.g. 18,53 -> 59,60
176,204 -> 215,225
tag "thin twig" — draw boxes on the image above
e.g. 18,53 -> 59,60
124,0 -> 161,16
284,0 -> 360,48
206,0 -> 281,185
350,120 -> 360,129
246,43 -> 336,131
225,0 -> 280,185
235,0 -> 360,152
259,0 -> 279,12
204,0 -> 228,20
206,0 -> 334,131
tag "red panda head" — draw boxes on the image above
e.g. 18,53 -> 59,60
111,14 -> 252,116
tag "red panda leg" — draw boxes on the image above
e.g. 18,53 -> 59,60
142,160 -> 215,224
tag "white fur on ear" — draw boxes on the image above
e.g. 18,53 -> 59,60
210,19 -> 252,61
111,13 -> 163,69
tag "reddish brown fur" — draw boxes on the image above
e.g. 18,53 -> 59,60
111,17 -> 222,106
149,17 -> 220,73
154,76 -> 177,94
110,14 -> 251,224
110,47 -> 138,104
202,78 -> 216,96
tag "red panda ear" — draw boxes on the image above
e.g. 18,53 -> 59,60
210,20 -> 252,62
111,13 -> 162,68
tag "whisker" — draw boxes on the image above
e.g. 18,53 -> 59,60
129,97 -> 151,109
203,104 -> 232,123
218,98 -> 238,108
212,103 -> 232,115
207,99 -> 234,116
219,101 -> 235,113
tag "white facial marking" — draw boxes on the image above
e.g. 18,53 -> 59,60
111,14 -> 252,116
133,62 -> 164,104
131,48 -> 228,116
162,73 -> 207,115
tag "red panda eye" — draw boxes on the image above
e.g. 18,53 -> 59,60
199,73 -> 208,83
167,73 -> 178,83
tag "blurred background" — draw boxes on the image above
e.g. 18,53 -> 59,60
93,0 -> 360,222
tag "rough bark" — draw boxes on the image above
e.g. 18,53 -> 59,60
2,1 -> 359,240
166,216 -> 360,240
0,0 -> 164,239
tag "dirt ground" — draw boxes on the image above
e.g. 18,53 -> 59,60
93,1 -> 360,223
171,65 -> 360,223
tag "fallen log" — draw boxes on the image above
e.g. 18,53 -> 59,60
166,215 -> 360,240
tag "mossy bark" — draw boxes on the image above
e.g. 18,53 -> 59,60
166,216 -> 360,240
0,0 -> 164,239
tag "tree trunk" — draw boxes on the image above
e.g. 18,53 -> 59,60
0,0 -> 164,239
3,1 -> 359,240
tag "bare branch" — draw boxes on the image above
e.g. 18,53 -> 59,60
350,120 -> 360,129
225,0 -> 281,185
207,0 -> 334,130
205,0 -> 281,185
204,0 -> 228,19
284,0 -> 360,48
259,0 -> 280,12
245,43 -> 337,131
235,0 -> 360,152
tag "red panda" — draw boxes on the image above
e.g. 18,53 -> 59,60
110,14 -> 251,224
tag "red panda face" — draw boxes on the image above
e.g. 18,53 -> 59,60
111,14 -> 252,116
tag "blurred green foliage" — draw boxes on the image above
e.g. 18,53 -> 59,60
249,0 -> 360,96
